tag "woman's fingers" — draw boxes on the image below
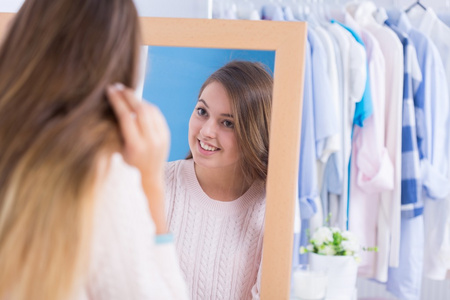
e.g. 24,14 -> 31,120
121,85 -> 141,111
106,84 -> 139,144
110,84 -> 149,136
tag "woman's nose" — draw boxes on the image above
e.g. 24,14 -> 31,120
200,119 -> 217,138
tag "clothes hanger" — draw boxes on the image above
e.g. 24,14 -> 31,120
236,0 -> 255,19
289,0 -> 305,20
404,0 -> 427,13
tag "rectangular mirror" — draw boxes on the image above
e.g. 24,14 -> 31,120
142,19 -> 307,299
0,14 -> 307,299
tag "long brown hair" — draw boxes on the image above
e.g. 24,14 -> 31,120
188,61 -> 273,183
0,0 -> 140,299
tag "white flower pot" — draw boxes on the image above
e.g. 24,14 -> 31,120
309,253 -> 357,300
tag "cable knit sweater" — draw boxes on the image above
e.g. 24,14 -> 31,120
76,154 -> 188,300
165,159 -> 266,300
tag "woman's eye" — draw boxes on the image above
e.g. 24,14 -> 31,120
196,107 -> 207,116
223,120 -> 234,128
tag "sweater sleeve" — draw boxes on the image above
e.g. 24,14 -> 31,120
81,154 -> 189,300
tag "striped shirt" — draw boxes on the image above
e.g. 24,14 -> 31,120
385,20 -> 423,218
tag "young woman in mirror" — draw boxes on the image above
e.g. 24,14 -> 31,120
165,60 -> 273,300
0,0 -> 188,299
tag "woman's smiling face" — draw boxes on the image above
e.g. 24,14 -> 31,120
188,81 -> 241,170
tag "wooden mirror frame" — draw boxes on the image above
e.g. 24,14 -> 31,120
0,14 -> 307,299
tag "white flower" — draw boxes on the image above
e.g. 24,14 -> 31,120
318,245 -> 336,256
330,227 -> 340,233
311,227 -> 333,246
342,240 -> 359,253
342,231 -> 359,244
305,225 -> 372,258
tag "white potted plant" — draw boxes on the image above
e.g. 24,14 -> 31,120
300,226 -> 377,300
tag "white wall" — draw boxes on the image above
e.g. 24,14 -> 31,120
0,0 -> 24,12
0,0 -> 209,18
133,0 -> 208,17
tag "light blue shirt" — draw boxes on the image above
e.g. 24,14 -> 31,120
297,28 -> 340,265
393,11 -> 450,200
387,215 -> 424,300
309,27 -> 339,160
296,38 -> 316,266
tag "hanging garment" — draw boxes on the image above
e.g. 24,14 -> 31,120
297,36 -> 318,265
396,9 -> 450,282
312,25 -> 341,229
437,11 -> 450,26
319,24 -> 345,228
326,22 -> 367,230
314,26 -> 340,165
283,6 -> 296,21
387,215 -> 424,300
383,18 -> 424,300
309,25 -> 340,234
386,9 -> 450,299
407,8 -> 450,89
382,12 -> 423,300
407,7 -> 450,280
351,1 -> 404,282
261,3 -> 285,21
335,9 -> 394,278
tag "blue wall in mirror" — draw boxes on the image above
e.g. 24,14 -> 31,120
143,46 -> 275,161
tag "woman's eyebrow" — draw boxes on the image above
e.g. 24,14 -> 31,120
198,99 -> 233,118
198,99 -> 209,108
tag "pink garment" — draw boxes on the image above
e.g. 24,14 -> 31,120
165,159 -> 266,300
352,1 -> 404,281
79,154 -> 188,300
343,9 -> 394,279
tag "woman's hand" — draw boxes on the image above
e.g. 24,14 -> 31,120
106,83 -> 170,179
107,83 -> 170,234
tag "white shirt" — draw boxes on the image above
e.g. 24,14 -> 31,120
326,22 -> 366,230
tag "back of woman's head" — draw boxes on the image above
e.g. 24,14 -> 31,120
0,0 -> 140,299
198,61 -> 273,183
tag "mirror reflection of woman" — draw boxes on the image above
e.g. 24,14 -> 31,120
0,0 -> 188,299
165,61 -> 273,300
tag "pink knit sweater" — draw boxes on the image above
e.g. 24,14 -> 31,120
77,154 -> 188,300
165,159 -> 266,300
